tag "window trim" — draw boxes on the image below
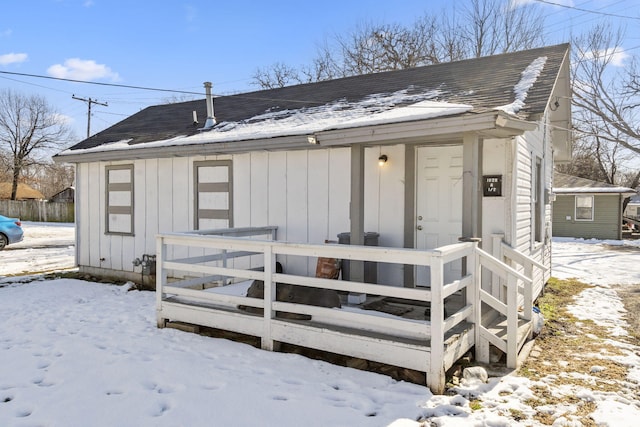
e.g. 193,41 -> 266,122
533,156 -> 543,243
575,195 -> 594,222
105,164 -> 134,235
193,160 -> 233,231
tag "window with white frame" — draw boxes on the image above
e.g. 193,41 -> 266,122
194,160 -> 233,230
105,164 -> 134,235
575,195 -> 594,221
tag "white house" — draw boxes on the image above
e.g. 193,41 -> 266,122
54,44 -> 571,392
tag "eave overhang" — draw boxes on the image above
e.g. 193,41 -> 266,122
53,111 -> 537,164
554,189 -> 637,197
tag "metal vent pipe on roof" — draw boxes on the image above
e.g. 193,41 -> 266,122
203,81 -> 216,129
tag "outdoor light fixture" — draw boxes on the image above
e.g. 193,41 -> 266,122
378,154 -> 388,166
307,135 -> 318,144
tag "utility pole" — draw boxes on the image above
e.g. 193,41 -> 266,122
72,95 -> 108,138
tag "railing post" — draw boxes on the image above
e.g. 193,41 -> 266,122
523,262 -> 533,321
221,249 -> 229,286
491,234 -> 504,301
261,244 -> 275,351
427,252 -> 445,394
506,273 -> 518,368
156,235 -> 167,328
469,241 -> 489,363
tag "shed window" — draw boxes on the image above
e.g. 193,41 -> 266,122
575,195 -> 594,221
105,165 -> 134,235
194,160 -> 233,230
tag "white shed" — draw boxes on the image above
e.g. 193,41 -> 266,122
54,44 -> 572,392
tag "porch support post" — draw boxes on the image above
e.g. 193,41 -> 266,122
261,245 -> 275,351
462,133 -> 482,240
403,145 -> 416,288
461,134 -> 482,337
349,145 -> 366,304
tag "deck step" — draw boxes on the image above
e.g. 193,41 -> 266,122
486,316 -> 532,354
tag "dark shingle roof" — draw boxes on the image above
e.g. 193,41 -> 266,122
68,44 -> 569,151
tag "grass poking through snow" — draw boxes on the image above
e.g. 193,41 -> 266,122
516,278 -> 633,425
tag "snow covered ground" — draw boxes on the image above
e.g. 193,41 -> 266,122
0,226 -> 639,426
0,222 -> 75,276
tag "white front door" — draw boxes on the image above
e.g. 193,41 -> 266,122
415,145 -> 463,286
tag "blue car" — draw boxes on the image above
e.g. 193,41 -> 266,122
0,214 -> 24,250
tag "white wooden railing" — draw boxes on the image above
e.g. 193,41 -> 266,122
155,227 -> 541,392
475,247 -> 533,367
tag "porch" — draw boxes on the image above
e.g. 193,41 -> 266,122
155,227 -> 542,393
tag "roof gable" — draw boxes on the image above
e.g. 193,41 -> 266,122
62,44 -> 570,154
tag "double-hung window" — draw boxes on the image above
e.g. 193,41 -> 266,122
575,195 -> 594,221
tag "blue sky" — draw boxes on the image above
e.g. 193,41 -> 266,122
1,0 -> 639,143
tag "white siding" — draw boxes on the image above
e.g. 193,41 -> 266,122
511,116 -> 553,297
482,139 -> 508,241
144,159 -> 159,254
364,145 -> 405,285
75,145 -> 406,280
77,162 -> 90,267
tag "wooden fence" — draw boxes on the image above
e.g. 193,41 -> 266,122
0,200 -> 74,222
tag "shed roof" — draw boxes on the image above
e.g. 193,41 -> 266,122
553,173 -> 637,195
58,43 -> 570,157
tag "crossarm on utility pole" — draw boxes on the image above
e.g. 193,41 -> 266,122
72,95 -> 108,138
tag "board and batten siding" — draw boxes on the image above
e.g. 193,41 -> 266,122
75,145 -> 406,282
232,145 -> 406,280
552,194 -> 623,240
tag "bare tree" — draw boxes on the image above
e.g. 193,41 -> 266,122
251,0 -> 546,89
336,20 -> 442,75
555,136 -> 608,182
19,161 -> 75,199
461,0 -> 545,58
0,89 -> 73,200
437,12 -> 469,63
162,94 -> 197,104
572,23 -> 640,156
252,62 -> 307,90
559,119 -> 635,185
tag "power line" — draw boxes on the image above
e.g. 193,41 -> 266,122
0,69 -> 323,105
533,0 -> 640,21
0,69 -> 334,105
0,70 -> 204,96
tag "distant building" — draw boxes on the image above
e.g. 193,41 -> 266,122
0,182 -> 45,200
49,187 -> 75,203
553,173 -> 636,240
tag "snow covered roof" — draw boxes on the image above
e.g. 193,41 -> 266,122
57,44 -> 569,159
554,172 -> 637,195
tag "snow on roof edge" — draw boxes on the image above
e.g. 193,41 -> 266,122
56,97 -> 473,157
554,187 -> 636,194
